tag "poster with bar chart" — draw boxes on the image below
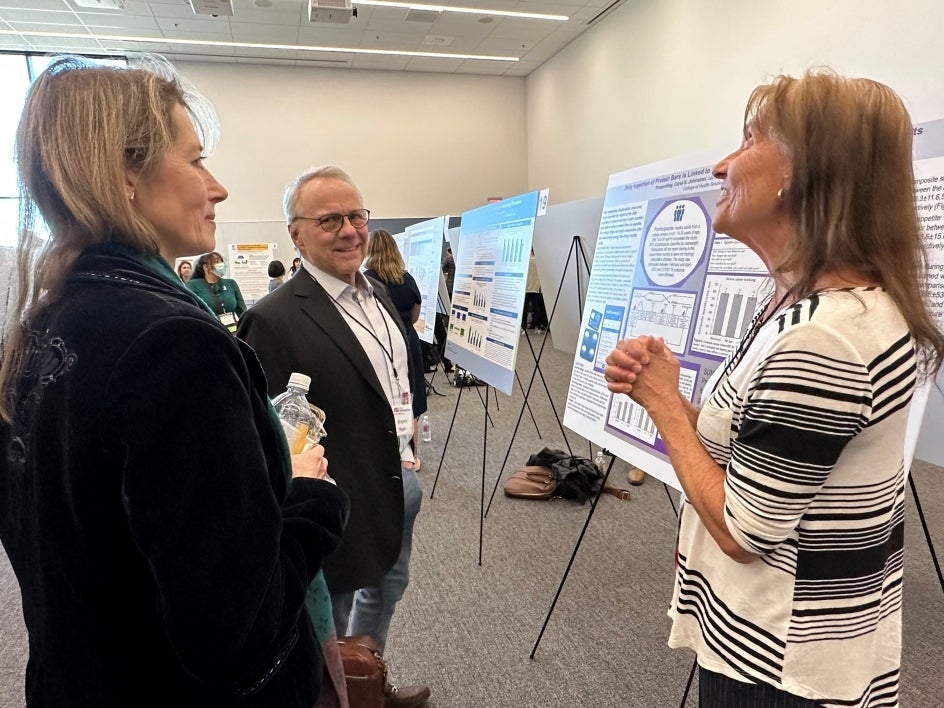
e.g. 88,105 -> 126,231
562,150 -> 769,490
444,191 -> 542,395
403,216 -> 448,345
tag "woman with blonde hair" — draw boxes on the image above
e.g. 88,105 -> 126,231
0,57 -> 347,706
605,71 -> 944,707
364,229 -> 427,423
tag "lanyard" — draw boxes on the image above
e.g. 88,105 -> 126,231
330,285 -> 403,393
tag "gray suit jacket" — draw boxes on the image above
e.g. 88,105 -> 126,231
238,270 -> 409,593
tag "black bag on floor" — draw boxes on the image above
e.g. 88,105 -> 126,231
452,369 -> 486,387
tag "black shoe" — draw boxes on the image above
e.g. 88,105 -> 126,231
384,683 -> 430,708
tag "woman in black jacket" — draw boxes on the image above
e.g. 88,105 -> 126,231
0,56 -> 348,707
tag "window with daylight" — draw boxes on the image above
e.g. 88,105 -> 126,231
0,53 -> 127,248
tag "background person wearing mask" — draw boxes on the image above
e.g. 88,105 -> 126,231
604,71 -> 944,707
0,56 -> 348,707
187,250 -> 246,329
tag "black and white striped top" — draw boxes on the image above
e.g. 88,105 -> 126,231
669,287 -> 914,708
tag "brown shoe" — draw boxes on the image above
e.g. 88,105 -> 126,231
628,467 -> 646,486
384,683 -> 430,708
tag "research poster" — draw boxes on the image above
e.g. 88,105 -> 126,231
227,242 -> 274,305
444,191 -> 541,395
564,120 -> 944,488
562,151 -> 771,489
404,216 -> 447,345
908,117 -> 944,468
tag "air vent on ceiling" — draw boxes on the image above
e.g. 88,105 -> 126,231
404,8 -> 442,23
309,0 -> 356,23
188,0 -> 234,16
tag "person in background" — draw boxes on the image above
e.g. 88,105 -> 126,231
421,243 -> 454,374
290,256 -> 302,276
176,258 -> 192,281
238,166 -> 429,708
0,56 -> 348,707
364,228 -> 428,425
604,71 -> 944,707
268,259 -> 286,293
187,250 -> 246,329
523,249 -> 548,331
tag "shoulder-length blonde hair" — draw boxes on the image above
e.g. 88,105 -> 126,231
0,56 -> 217,421
365,229 -> 406,285
750,70 -> 944,378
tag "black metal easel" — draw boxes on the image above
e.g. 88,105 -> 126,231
485,234 -> 594,517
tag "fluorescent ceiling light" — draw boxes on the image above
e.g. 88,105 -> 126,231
355,1 -> 568,22
0,29 -> 518,61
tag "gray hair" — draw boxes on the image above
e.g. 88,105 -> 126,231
283,165 -> 362,223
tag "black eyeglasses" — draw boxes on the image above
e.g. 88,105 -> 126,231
292,209 -> 370,233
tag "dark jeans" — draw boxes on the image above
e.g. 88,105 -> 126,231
699,668 -> 824,708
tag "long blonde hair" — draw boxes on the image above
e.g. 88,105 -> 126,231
365,229 -> 406,285
0,56 -> 216,421
748,70 -> 944,378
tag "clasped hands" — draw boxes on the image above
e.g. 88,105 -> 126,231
603,335 -> 680,412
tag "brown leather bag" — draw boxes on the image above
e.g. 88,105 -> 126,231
338,635 -> 386,708
503,465 -> 631,502
503,465 -> 558,499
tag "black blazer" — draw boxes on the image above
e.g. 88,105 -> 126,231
238,270 -> 409,593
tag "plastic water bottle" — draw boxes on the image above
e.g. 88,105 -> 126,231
272,373 -> 321,455
421,414 -> 432,443
594,449 -> 606,472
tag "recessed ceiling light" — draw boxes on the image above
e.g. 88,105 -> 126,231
355,1 -> 568,22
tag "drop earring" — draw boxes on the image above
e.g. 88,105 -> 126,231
777,188 -> 784,201
129,190 -> 135,202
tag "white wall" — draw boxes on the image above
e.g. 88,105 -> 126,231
526,0 -> 944,203
174,61 -> 528,222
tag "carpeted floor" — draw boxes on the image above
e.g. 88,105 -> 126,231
1,330 -> 942,707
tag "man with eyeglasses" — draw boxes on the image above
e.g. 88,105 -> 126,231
238,165 -> 429,708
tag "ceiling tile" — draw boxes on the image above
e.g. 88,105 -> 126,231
0,0 -> 606,77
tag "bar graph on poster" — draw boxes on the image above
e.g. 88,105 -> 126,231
564,120 -> 944,488
444,191 -> 542,395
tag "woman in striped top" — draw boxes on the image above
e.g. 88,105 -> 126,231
604,71 -> 944,707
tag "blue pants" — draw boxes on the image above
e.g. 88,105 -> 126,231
332,466 -> 422,653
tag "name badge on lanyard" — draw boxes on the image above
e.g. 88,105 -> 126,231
393,390 -> 413,437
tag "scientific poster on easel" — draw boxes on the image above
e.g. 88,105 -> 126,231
227,242 -> 274,304
404,216 -> 447,344
909,117 -> 944,468
565,123 -> 944,487
444,191 -> 541,395
562,151 -> 763,489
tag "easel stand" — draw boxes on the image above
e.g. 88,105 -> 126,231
425,359 -> 447,398
530,451 -> 616,658
485,234 -> 594,517
427,381 -> 494,566
909,472 -> 944,595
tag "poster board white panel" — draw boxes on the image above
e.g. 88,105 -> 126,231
444,192 -> 540,395
530,196 -> 604,355
404,216 -> 447,345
